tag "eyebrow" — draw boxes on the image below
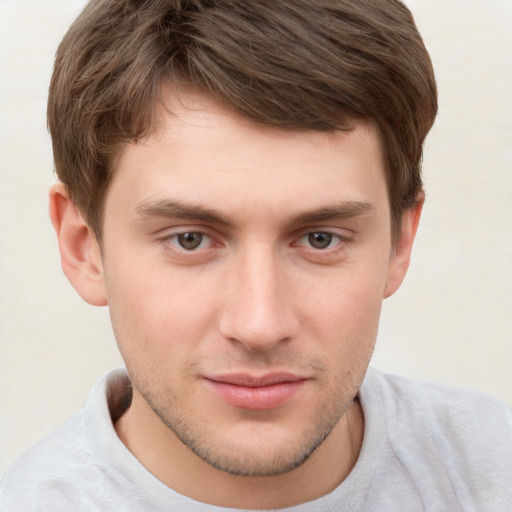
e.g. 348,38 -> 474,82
134,199 -> 234,227
286,201 -> 374,226
134,198 -> 374,228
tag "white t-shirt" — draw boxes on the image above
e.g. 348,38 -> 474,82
1,367 -> 511,511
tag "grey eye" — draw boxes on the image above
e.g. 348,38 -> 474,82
308,232 -> 333,249
177,232 -> 204,250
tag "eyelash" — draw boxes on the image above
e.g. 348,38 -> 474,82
294,231 -> 349,251
160,230 -> 216,252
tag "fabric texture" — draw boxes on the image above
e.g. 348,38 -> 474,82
1,367 -> 511,511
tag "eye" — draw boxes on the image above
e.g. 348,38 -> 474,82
169,231 -> 212,251
178,232 -> 204,250
307,232 -> 334,249
296,231 -> 345,250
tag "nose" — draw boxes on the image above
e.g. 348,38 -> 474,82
218,245 -> 299,352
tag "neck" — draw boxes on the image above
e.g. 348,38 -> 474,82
115,395 -> 364,509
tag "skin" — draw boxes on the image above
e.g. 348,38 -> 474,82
50,90 -> 422,509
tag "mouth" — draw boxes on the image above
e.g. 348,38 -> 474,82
203,373 -> 309,410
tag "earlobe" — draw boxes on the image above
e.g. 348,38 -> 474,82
49,182 -> 107,306
383,195 -> 424,298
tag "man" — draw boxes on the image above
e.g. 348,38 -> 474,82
1,0 -> 511,510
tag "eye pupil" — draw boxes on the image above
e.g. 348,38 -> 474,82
308,232 -> 332,249
177,232 -> 203,250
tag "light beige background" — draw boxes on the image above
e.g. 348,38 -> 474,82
1,0 -> 511,474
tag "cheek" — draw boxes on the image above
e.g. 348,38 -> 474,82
104,258 -> 220,357
303,262 -> 387,327
297,260 -> 387,362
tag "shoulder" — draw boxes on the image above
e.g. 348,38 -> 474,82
0,369 -> 130,511
365,367 -> 512,428
0,411 -> 92,510
360,367 -> 512,510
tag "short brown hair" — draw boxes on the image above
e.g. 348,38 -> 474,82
48,0 -> 437,242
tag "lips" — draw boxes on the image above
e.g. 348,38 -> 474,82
203,373 -> 308,410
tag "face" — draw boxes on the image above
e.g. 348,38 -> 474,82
96,91 -> 404,477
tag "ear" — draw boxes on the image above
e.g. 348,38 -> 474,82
49,182 -> 107,306
383,195 -> 424,298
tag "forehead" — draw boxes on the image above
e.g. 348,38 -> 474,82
109,89 -> 388,225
